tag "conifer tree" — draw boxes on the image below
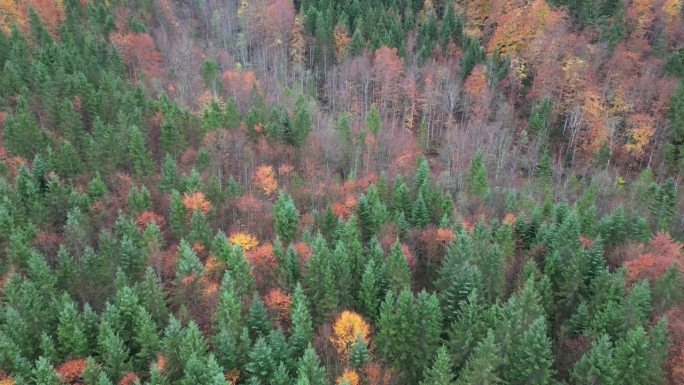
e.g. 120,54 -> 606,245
571,334 -> 618,385
506,317 -> 554,385
273,191 -> 300,244
290,283 -> 314,359
454,331 -> 502,385
421,346 -> 455,385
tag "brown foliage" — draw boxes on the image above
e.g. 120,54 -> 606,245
55,359 -> 88,384
626,232 -> 683,285
136,211 -> 165,232
264,288 -> 292,328
247,243 -> 278,289
110,32 -> 164,80
118,372 -> 140,385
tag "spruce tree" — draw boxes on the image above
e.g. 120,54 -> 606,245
454,331 -> 502,385
506,317 -> 554,385
273,191 -> 300,244
290,283 -> 314,359
421,346 -> 455,385
571,334 -> 618,385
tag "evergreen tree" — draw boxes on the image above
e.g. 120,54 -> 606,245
367,104 -> 382,136
349,333 -> 369,370
290,283 -> 314,359
454,331 -> 502,385
169,190 -> 188,237
273,191 -> 300,244
466,151 -> 490,200
614,326 -> 663,385
506,317 -> 554,385
386,240 -> 411,294
571,334 -> 618,385
127,125 -> 154,179
296,345 -> 328,385
248,293 -> 272,339
421,346 -> 455,385
32,357 -> 61,385
176,239 -> 203,278
246,337 -> 276,385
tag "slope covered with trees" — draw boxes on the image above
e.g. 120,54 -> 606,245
0,0 -> 683,384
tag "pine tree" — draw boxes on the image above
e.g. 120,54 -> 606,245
614,326 -> 662,385
466,151 -> 489,200
349,332 -> 369,370
215,273 -> 242,333
98,322 -> 132,383
296,345 -> 328,385
248,293 -> 272,339
32,357 -> 61,385
506,317 -> 554,385
273,191 -> 300,244
160,154 -> 180,192
386,240 -> 411,294
290,283 -> 314,359
571,334 -> 617,385
291,95 -> 312,148
176,239 -> 203,278
188,209 -> 211,247
57,296 -> 89,359
421,346 -> 455,385
359,259 -> 381,320
133,307 -> 160,372
127,125 -> 154,179
454,331 -> 502,385
246,336 -> 276,385
367,104 -> 382,136
169,190 -> 188,237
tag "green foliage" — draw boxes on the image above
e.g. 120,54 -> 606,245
274,191 -> 300,244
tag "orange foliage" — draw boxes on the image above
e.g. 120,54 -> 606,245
229,232 -> 260,252
334,23 -> 351,63
263,0 -> 295,46
626,232 -> 683,284
264,288 -> 292,328
436,228 -> 456,244
182,192 -> 211,215
364,362 -> 393,385
110,32 -> 164,79
247,243 -> 278,287
332,195 -> 358,219
579,236 -> 593,250
223,68 -> 259,109
503,213 -> 516,225
294,241 -> 312,271
252,165 -> 278,196
331,310 -> 371,360
0,0 -> 64,36
55,359 -> 87,383
118,372 -> 139,385
337,369 -> 360,385
488,0 -> 557,57
225,369 -> 240,385
205,255 -> 226,280
136,211 -> 165,231
155,355 -> 167,373
666,306 -> 684,385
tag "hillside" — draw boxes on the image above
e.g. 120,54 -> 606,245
0,0 -> 683,384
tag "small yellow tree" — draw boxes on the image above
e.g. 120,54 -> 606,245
331,311 -> 370,360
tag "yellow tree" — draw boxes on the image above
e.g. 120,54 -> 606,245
253,165 -> 278,196
331,310 -> 371,361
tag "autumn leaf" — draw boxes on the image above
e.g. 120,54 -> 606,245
331,310 -> 371,360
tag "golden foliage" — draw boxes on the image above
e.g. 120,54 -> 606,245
290,15 -> 305,66
253,165 -> 278,196
334,23 -> 351,63
182,192 -> 212,215
229,232 -> 259,251
331,310 -> 371,360
337,369 -> 360,385
0,0 -> 22,34
488,0 -> 557,57
624,114 -> 655,158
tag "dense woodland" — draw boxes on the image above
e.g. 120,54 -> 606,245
0,0 -> 683,384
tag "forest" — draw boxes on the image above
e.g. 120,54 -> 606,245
0,0 -> 683,384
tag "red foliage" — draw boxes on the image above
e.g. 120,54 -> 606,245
402,243 -> 416,270
136,211 -> 165,231
55,359 -> 88,384
161,243 -> 179,280
364,362 -> 393,385
293,241 -> 312,272
263,0 -> 295,44
373,46 -> 404,107
247,243 -> 278,289
665,306 -> 684,385
110,32 -> 164,80
264,288 -> 292,328
626,232 -> 683,285
118,372 -> 139,385
223,69 -> 259,110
